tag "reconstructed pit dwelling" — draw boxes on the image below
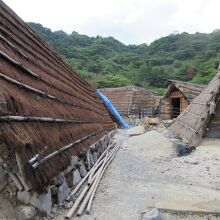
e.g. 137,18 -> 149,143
101,86 -> 160,120
0,0 -> 119,215
159,80 -> 206,119
171,69 -> 220,146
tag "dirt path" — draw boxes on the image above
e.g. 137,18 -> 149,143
65,129 -> 220,220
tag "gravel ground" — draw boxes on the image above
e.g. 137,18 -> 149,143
61,128 -> 220,220
2,128 -> 220,220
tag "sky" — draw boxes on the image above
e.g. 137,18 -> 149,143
3,0 -> 220,45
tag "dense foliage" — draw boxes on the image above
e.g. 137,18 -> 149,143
28,22 -> 220,94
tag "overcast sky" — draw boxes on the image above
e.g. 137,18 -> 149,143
3,0 -> 220,45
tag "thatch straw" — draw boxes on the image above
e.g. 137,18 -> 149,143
170,70 -> 220,146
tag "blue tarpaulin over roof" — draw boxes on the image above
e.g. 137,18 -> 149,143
96,89 -> 129,129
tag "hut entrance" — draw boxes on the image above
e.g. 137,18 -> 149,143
171,98 -> 180,118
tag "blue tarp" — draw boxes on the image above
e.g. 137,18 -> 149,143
96,89 -> 129,129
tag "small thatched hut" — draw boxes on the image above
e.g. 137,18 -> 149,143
0,0 -> 116,202
170,68 -> 220,146
100,86 -> 159,119
159,80 -> 206,119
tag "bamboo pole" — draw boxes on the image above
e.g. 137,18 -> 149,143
32,129 -> 113,169
0,34 -> 29,59
76,152 -> 109,216
65,142 -> 119,218
0,115 -> 113,124
66,140 -> 116,201
0,48 -> 107,112
0,72 -> 109,116
77,144 -> 119,216
86,144 -> 120,214
0,72 -> 55,99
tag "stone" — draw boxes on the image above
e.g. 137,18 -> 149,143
17,190 -> 32,204
53,174 -> 64,186
162,130 -> 176,139
127,126 -> 145,136
142,208 -> 162,220
72,169 -> 81,186
71,156 -> 81,167
50,185 -> 58,196
172,141 -> 196,157
15,205 -> 36,220
57,180 -> 70,204
17,189 -> 52,216
93,152 -> 98,163
62,201 -> 73,209
86,150 -> 93,170
79,163 -> 87,177
28,188 -> 52,216
0,163 -> 7,192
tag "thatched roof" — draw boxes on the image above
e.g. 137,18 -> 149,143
164,80 -> 206,102
100,86 -> 158,117
170,70 -> 220,146
0,0 -> 115,192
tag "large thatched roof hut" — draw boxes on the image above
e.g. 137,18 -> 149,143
0,0 -> 116,194
159,80 -> 206,119
170,69 -> 220,146
100,86 -> 158,119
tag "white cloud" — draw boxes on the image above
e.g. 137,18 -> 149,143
3,0 -> 220,44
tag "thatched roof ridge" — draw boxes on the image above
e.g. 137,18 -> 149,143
170,70 -> 220,146
164,80 -> 206,102
0,0 -> 115,192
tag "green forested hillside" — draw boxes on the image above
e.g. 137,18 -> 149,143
28,22 -> 220,94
